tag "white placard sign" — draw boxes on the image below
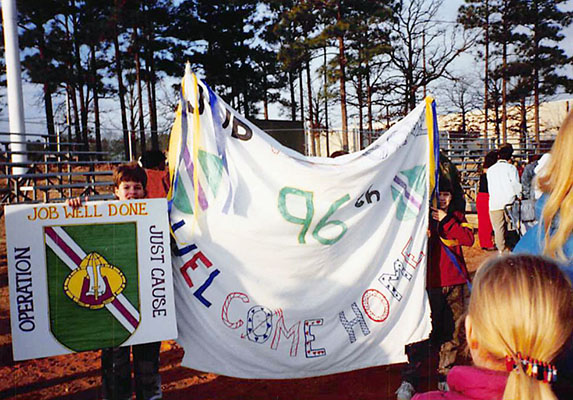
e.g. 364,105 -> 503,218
4,199 -> 177,361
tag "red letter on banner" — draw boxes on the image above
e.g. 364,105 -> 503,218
180,251 -> 212,288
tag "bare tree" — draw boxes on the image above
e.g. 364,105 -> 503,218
440,75 -> 481,135
385,0 -> 475,113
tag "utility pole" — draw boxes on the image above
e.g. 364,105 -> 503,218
2,0 -> 28,175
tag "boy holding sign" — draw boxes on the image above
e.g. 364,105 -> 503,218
68,163 -> 162,400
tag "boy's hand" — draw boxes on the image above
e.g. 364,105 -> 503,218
431,207 -> 447,222
66,197 -> 87,209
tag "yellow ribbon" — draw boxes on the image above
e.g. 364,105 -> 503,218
425,96 -> 437,208
191,73 -> 201,229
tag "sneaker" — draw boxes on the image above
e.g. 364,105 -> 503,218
438,380 -> 449,392
396,381 -> 416,400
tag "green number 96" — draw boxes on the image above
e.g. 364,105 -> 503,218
278,187 -> 350,245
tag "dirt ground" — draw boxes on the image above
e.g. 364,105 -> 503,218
0,213 -> 495,400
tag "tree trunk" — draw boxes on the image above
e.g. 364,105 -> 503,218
386,105 -> 390,130
366,59 -> 373,132
337,34 -> 349,151
143,2 -> 159,151
90,44 -> 102,158
305,57 -> 316,156
134,30 -> 146,155
323,46 -> 330,156
113,15 -> 130,160
520,96 -> 527,150
533,23 -> 540,147
484,0 -> 489,145
422,30 -> 426,97
64,11 -> 80,148
298,68 -> 311,154
263,87 -> 269,120
72,15 -> 89,152
501,1 -> 508,144
65,90 -> 73,143
406,36 -> 415,113
289,71 -> 296,121
150,61 -> 158,144
337,0 -> 349,151
305,57 -> 314,128
494,95 -> 501,145
461,105 -> 467,135
144,61 -> 157,150
38,29 -> 56,149
68,85 -> 81,146
502,41 -> 507,144
128,88 -> 137,160
42,84 -> 56,149
144,62 -> 157,150
357,78 -> 364,149
357,56 -> 364,149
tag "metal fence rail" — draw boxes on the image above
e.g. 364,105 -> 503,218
361,129 -> 555,211
0,131 -> 127,211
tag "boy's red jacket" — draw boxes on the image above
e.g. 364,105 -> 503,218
427,211 -> 475,288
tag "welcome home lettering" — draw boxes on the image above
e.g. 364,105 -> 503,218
175,233 -> 425,360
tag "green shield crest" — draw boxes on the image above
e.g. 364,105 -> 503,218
45,222 -> 140,351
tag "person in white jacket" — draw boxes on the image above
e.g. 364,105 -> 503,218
486,144 -> 522,252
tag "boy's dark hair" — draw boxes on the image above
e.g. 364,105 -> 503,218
483,150 -> 498,169
439,178 -> 453,193
498,144 -> 513,160
140,150 -> 166,169
113,162 -> 148,189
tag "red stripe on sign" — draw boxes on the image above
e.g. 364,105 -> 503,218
45,227 -> 83,266
111,298 -> 139,329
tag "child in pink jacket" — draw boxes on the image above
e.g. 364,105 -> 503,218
413,255 -> 573,400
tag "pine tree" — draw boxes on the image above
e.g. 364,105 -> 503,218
514,0 -> 572,145
18,0 -> 67,147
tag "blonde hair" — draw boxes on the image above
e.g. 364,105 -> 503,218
537,110 -> 573,260
469,255 -> 573,400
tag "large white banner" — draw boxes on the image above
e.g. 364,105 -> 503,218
168,68 -> 436,379
5,199 -> 177,361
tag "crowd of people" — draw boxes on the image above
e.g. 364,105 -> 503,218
62,110 -> 573,400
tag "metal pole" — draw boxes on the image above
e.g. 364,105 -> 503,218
2,0 -> 28,175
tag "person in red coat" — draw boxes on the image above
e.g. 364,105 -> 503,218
397,179 -> 475,400
476,151 -> 497,250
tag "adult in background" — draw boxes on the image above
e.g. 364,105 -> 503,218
520,154 -> 541,200
476,151 -> 498,250
515,154 -> 543,233
486,144 -> 521,253
514,109 -> 573,400
140,150 -> 170,198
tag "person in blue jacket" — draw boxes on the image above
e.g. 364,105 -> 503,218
513,109 -> 573,400
513,110 -> 573,275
